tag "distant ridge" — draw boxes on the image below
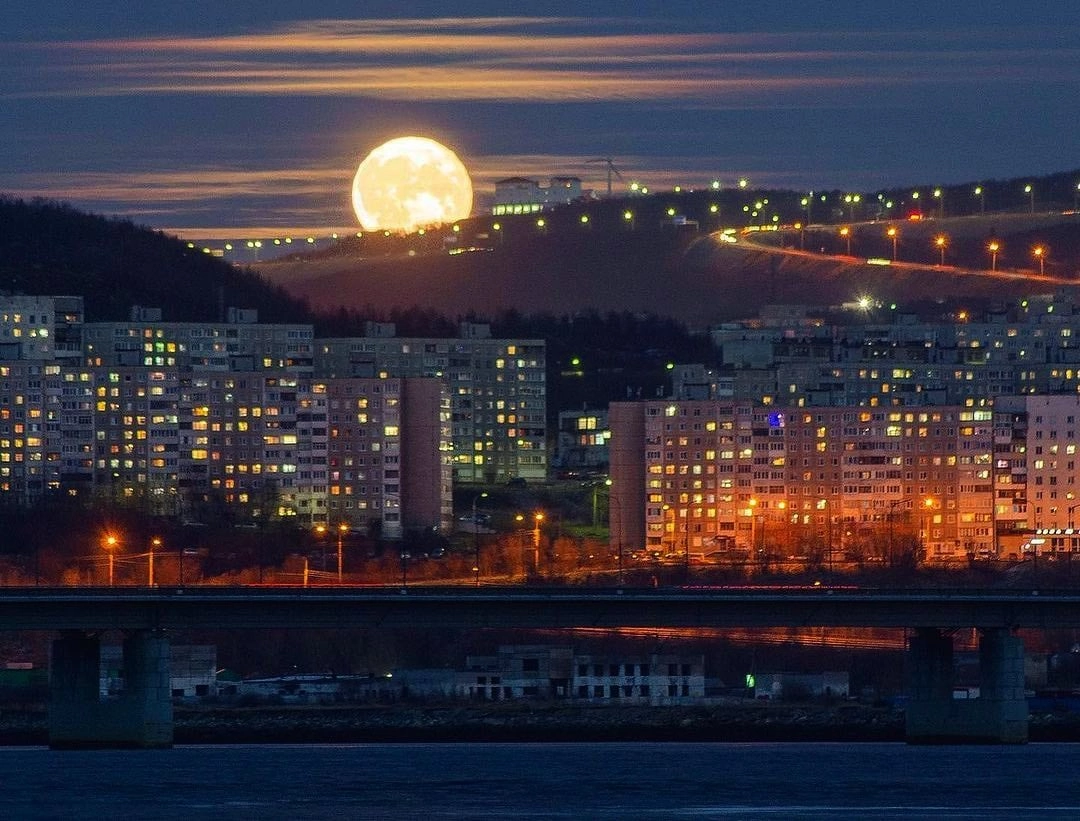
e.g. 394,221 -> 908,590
258,210 -> 1080,327
0,197 -> 310,323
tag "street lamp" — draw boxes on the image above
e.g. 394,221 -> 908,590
819,500 -> 834,572
149,537 -> 161,587
1033,245 -> 1046,276
337,522 -> 349,583
313,523 -> 327,570
922,497 -> 937,559
933,188 -> 943,218
934,234 -> 948,266
974,185 -> 985,213
839,226 -> 851,256
887,226 -> 899,261
1024,184 -> 1034,213
988,240 -> 1000,271
472,491 -> 489,586
746,498 -> 759,554
532,511 -> 545,577
844,193 -> 860,221
102,533 -> 118,586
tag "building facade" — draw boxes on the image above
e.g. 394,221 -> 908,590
316,323 -> 546,484
608,395 -> 1080,563
0,299 -> 455,536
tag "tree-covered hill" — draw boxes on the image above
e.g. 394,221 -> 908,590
0,197 -> 310,322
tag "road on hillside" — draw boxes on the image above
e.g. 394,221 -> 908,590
729,220 -> 1075,286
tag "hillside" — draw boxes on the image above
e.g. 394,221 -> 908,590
258,209 -> 1080,327
4,191 -> 1078,332
0,197 -> 310,322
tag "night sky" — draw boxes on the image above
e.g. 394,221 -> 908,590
4,1 -> 1080,238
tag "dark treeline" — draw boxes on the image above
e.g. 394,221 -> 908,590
0,198 -> 311,323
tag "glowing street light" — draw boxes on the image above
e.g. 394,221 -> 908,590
1024,184 -> 1034,213
102,533 -> 119,586
933,188 -> 943,218
623,210 -> 634,229
843,193 -> 861,221
922,497 -> 937,559
149,536 -> 162,587
1033,245 -> 1047,276
839,226 -> 851,255
887,226 -> 899,260
314,523 -> 327,570
337,522 -> 349,583
988,240 -> 1000,271
1075,182 -> 1080,212
973,185 -> 985,213
934,234 -> 948,266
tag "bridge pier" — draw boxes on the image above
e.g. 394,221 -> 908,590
49,629 -> 173,749
906,627 -> 1027,744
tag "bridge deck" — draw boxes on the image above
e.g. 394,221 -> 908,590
0,586 -> 1078,631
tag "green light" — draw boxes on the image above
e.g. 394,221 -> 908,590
745,673 -> 756,688
570,357 -> 581,367
666,362 -> 675,370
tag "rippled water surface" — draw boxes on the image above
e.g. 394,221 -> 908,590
3,742 -> 1080,820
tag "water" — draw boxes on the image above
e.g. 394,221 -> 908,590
3,742 -> 1080,820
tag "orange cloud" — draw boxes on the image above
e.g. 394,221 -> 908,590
9,18 -> 1062,103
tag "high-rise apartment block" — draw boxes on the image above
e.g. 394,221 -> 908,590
316,322 -> 546,484
0,298 -> 489,538
613,291 -> 1080,563
609,397 -> 1078,563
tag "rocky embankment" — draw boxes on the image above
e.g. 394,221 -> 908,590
5,702 -> 1080,744
173,702 -> 907,744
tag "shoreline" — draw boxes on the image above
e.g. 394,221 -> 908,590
4,702 -> 1080,745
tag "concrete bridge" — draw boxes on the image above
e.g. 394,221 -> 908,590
4,585 -> 1077,747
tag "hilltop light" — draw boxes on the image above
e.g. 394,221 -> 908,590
857,296 -> 873,311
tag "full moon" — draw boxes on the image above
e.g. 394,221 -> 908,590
351,136 -> 473,232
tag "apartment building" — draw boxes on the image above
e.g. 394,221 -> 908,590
0,299 -> 453,536
698,290 -> 1080,408
609,399 -> 1021,563
316,322 -> 546,484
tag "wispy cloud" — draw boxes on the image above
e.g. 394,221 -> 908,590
3,167 -> 344,203
6,17 -> 1077,103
